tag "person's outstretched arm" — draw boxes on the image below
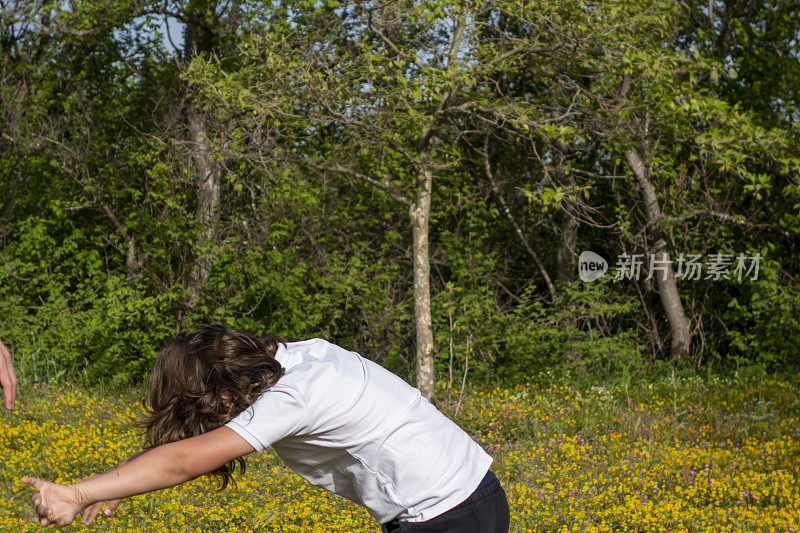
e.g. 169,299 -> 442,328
0,339 -> 17,410
76,449 -> 148,524
21,426 -> 255,527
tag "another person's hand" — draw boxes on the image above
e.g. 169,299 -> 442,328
21,476 -> 86,527
0,339 -> 17,410
77,497 -> 123,525
76,472 -> 124,525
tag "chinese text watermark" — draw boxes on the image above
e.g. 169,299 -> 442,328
578,251 -> 761,283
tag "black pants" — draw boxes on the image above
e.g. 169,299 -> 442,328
380,471 -> 510,533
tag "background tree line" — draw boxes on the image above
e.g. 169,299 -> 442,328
1,0 -> 798,396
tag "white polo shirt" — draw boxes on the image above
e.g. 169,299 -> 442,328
224,338 -> 493,524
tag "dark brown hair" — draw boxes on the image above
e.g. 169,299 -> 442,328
140,324 -> 285,489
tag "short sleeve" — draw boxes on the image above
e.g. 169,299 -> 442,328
225,385 -> 308,452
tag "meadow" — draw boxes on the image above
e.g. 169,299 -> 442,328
0,372 -> 798,532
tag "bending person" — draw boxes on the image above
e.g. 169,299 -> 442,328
22,324 -> 510,532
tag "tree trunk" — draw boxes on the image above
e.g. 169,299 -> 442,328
410,148 -> 435,400
553,142 -> 578,285
185,103 -> 222,309
183,13 -> 221,311
405,8 -> 468,400
625,148 -> 691,361
552,142 -> 579,363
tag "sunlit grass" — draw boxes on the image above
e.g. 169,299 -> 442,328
1,372 -> 798,532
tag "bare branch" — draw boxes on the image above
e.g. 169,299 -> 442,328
301,160 -> 411,206
482,137 -> 557,300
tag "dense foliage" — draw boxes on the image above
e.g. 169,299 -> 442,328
0,0 -> 798,387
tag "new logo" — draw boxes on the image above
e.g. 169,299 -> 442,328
578,251 -> 608,282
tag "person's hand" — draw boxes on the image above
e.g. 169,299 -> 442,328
0,339 -> 17,410
21,476 -> 87,527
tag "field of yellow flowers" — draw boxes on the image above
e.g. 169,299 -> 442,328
1,373 -> 798,532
